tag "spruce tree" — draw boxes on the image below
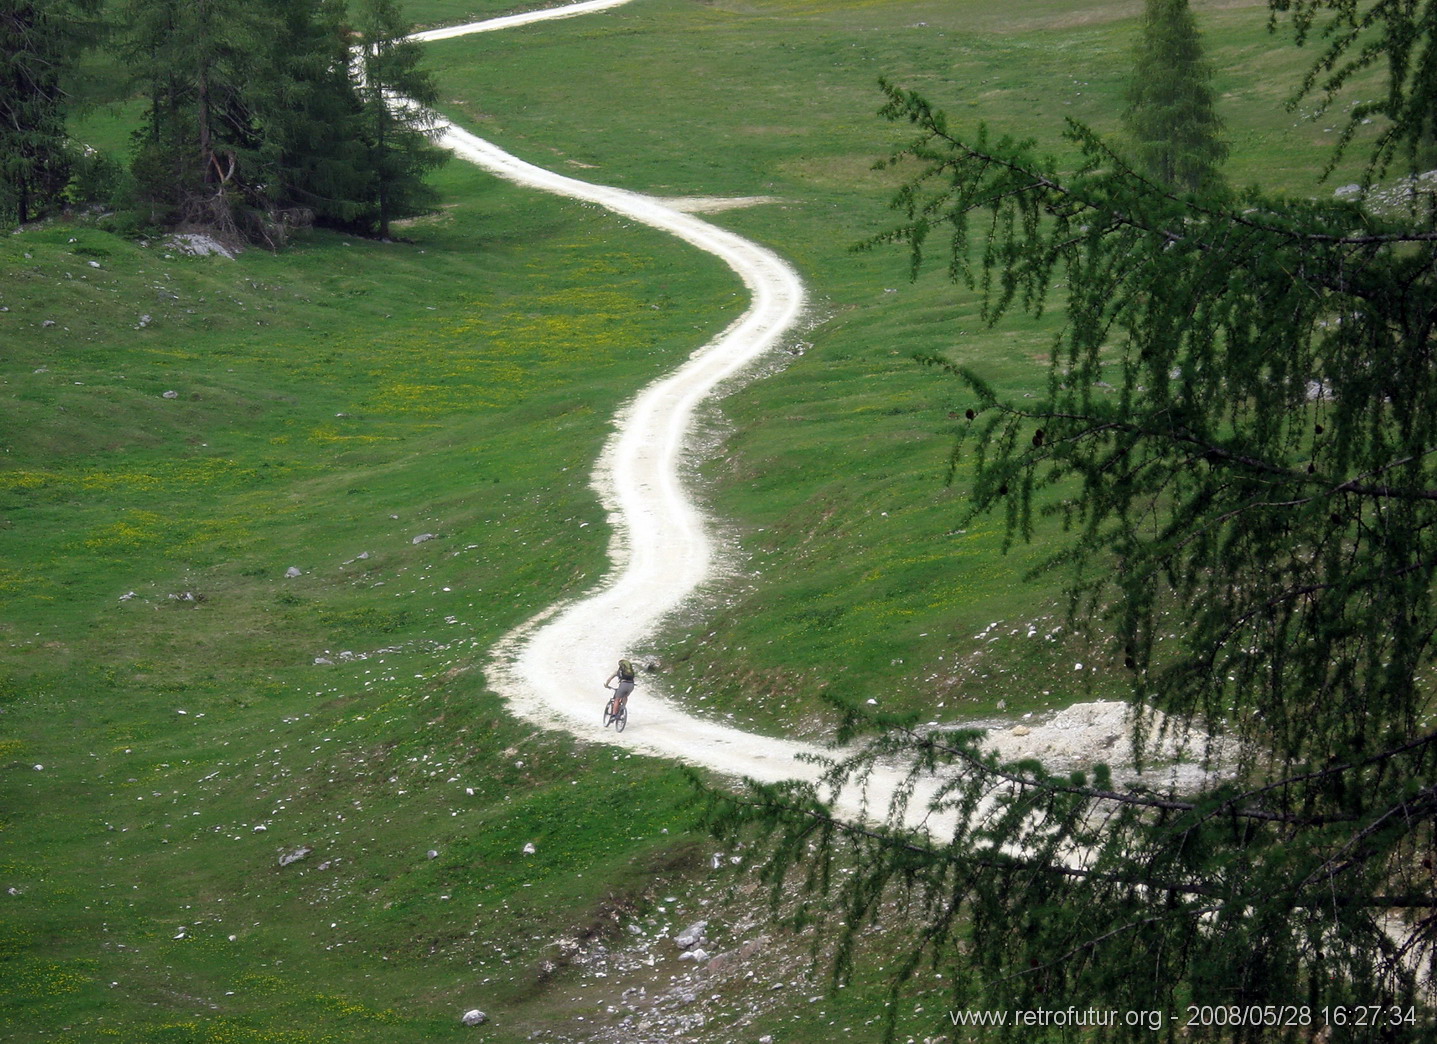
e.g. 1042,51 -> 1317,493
708,4 -> 1437,1040
0,0 -> 101,224
1124,0 -> 1227,192
250,0 -> 372,233
125,0 -> 269,235
123,0 -> 433,244
354,0 -> 447,238
105,0 -> 450,242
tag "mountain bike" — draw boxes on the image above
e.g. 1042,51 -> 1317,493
602,689 -> 628,732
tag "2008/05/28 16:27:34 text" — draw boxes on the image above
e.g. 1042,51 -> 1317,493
1188,1004 -> 1420,1029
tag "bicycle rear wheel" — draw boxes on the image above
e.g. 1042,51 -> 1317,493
615,702 -> 627,732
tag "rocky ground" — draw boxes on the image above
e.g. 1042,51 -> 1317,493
513,867 -> 948,1044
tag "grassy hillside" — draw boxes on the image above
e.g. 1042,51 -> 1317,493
0,153 -> 755,1041
417,0 -> 1380,737
2,1 -> 1395,1041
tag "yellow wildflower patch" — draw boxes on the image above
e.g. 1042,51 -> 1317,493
353,271 -> 669,417
0,567 -> 42,594
311,993 -> 402,1023
81,510 -> 170,552
0,470 -> 58,493
78,458 -> 250,494
307,425 -> 392,445
6,959 -> 92,998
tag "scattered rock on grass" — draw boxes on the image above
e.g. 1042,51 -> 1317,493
167,233 -> 237,259
674,920 -> 708,950
278,846 -> 313,868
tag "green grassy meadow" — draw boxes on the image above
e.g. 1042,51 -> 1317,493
1,0 -> 1393,1040
419,0 -> 1380,736
2,155 -> 751,1041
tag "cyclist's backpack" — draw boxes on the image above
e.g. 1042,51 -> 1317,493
618,659 -> 636,681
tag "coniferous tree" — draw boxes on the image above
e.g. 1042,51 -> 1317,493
0,0 -> 69,223
0,0 -> 454,241
125,0 -> 269,234
250,0 -> 372,233
122,0 -> 444,243
1124,0 -> 1227,192
0,0 -> 102,224
709,4 -> 1437,1040
354,0 -> 447,238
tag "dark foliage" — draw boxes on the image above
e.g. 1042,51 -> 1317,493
123,0 -> 445,244
0,0 -> 104,223
707,5 -> 1437,1040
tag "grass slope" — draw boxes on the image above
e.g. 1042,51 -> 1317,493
1,1 -> 1395,1041
0,161 -> 751,1041
418,0 -> 1381,737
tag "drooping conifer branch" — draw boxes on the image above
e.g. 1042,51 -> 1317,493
723,13 -> 1436,1031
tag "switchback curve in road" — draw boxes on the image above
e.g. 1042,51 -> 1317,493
419,2 -> 854,801
418,1 -> 1181,827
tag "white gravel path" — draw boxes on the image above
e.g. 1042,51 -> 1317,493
420,1 -> 1209,825
408,0 -> 636,43
436,90 -> 838,785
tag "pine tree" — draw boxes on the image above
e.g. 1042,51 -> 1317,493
354,0 -> 447,238
708,5 -> 1437,1040
1124,0 -> 1227,192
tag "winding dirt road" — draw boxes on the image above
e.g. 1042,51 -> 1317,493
419,3 -> 846,790
418,1 -> 1181,825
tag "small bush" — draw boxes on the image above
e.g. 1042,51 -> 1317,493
63,144 -> 127,211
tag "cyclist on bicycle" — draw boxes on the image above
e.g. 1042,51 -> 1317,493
604,658 -> 637,714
